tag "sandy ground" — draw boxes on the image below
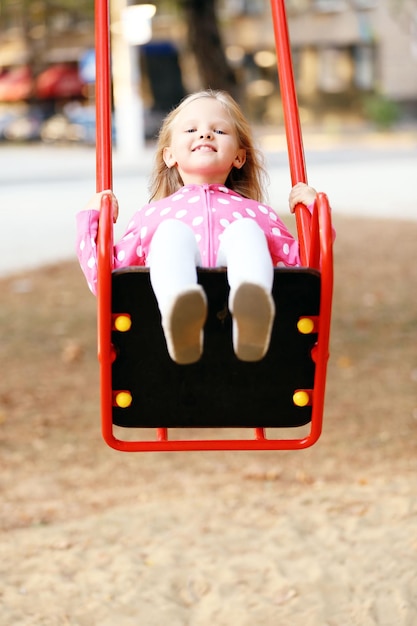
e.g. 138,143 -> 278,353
2,472 -> 416,626
0,216 -> 416,625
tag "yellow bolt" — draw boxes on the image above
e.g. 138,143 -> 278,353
297,317 -> 315,334
114,314 -> 132,332
293,390 -> 310,407
115,391 -> 132,408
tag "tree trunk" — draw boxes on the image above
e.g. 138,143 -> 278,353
181,0 -> 238,98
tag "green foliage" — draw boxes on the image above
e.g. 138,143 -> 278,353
363,94 -> 400,129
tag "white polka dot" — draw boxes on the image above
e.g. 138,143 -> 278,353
276,261 -> 286,267
160,207 -> 171,216
219,186 -> 229,193
258,204 -> 269,214
79,239 -> 85,250
172,193 -> 184,201
220,218 -> 230,228
232,212 -> 243,219
140,226 -> 148,239
283,243 -> 290,255
192,216 -> 204,226
90,237 -> 96,248
117,250 -> 126,262
188,195 -> 200,204
145,206 -> 156,216
175,209 -> 187,219
136,245 -> 143,257
195,233 -> 202,243
217,198 -> 230,205
269,211 -> 278,221
87,256 -> 96,269
272,227 -> 282,237
245,208 -> 256,218
231,195 -> 242,202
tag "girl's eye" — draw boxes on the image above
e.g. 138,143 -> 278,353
185,128 -> 227,135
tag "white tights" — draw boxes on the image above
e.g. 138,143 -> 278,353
148,219 -> 275,363
149,219 -> 273,307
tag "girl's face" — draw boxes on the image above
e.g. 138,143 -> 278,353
163,97 -> 246,186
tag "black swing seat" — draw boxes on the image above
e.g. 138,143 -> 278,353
110,266 -> 321,430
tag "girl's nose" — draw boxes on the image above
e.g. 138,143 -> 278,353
200,130 -> 213,139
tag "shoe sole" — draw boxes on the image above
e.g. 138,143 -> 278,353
165,288 -> 207,365
231,283 -> 275,362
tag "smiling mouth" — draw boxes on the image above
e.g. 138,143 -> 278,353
193,144 -> 216,152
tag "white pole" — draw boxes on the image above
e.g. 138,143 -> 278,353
110,1 -> 155,161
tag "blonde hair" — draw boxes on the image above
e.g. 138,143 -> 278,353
148,90 -> 268,202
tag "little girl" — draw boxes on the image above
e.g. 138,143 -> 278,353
76,89 -> 317,365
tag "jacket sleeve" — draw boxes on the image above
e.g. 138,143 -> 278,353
267,210 -> 304,267
76,209 -> 100,294
76,209 -> 147,295
267,203 -> 335,267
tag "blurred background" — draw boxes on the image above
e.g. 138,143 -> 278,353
1,0 -> 416,147
1,10 -> 416,616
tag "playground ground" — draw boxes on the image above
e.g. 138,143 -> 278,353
0,213 -> 416,625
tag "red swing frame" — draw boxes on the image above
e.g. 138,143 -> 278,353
95,0 -> 333,452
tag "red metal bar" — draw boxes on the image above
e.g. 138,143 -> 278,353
102,437 -> 317,453
308,198 -> 321,270
306,193 -> 334,446
95,0 -> 112,191
95,0 -> 114,447
270,0 -> 311,266
157,428 -> 168,441
97,194 -> 115,448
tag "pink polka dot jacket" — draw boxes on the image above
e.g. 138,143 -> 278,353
76,183 -> 310,295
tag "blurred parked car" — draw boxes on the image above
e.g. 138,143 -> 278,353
0,67 -> 33,102
35,64 -> 85,100
0,108 -> 19,139
0,104 -> 45,141
40,103 -> 97,144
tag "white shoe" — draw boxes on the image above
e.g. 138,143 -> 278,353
162,286 -> 207,365
229,283 -> 275,362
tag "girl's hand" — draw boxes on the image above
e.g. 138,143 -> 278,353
289,182 -> 317,213
84,190 -> 119,223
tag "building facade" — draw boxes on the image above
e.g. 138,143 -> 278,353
1,0 -> 416,130
216,0 -> 417,123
